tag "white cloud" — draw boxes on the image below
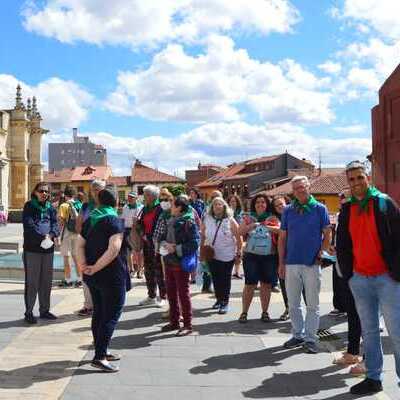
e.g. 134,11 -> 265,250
22,0 -> 300,48
45,122 -> 370,175
333,124 -> 367,134
341,0 -> 400,40
318,61 -> 342,74
0,74 -> 93,130
105,36 -> 333,124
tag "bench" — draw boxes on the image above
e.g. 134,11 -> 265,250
0,242 -> 20,253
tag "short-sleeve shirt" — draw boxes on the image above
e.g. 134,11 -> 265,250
281,202 -> 330,266
81,216 -> 128,286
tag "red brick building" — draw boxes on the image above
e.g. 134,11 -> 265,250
371,64 -> 400,202
185,163 -> 223,188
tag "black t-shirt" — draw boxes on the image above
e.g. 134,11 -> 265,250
82,216 -> 129,287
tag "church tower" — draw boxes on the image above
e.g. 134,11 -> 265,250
28,96 -> 48,194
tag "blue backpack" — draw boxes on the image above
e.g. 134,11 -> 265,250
245,225 -> 273,256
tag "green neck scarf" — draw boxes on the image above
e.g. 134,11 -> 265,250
349,186 -> 382,213
73,200 -> 82,212
89,205 -> 118,227
292,195 -> 318,214
251,211 -> 271,222
143,199 -> 160,214
31,197 -> 51,219
87,199 -> 96,212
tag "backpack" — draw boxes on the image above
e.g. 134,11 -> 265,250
66,204 -> 78,233
245,224 -> 273,256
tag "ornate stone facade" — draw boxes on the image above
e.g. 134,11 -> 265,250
0,85 -> 47,213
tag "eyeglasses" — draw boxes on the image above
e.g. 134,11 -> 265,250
38,189 -> 49,194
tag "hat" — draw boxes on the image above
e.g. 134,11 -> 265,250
128,191 -> 137,198
98,185 -> 117,207
345,160 -> 366,173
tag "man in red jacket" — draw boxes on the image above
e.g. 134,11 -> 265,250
337,161 -> 400,396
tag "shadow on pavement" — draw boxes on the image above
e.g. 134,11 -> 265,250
0,360 -> 98,389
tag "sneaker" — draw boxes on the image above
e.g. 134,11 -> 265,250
24,313 -> 37,324
58,280 -> 69,288
175,327 -> 193,336
138,297 -> 157,306
212,301 -> 221,310
77,308 -> 93,317
156,299 -> 167,308
39,311 -> 58,320
91,359 -> 119,373
350,378 -> 382,395
332,352 -> 362,366
283,337 -> 304,349
218,304 -> 229,314
161,323 -> 180,332
349,361 -> 366,376
303,341 -> 318,354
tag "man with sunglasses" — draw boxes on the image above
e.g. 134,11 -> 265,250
22,182 -> 60,324
337,161 -> 400,395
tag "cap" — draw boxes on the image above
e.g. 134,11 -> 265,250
345,160 -> 366,172
128,191 -> 137,198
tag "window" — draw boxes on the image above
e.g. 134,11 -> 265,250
138,186 -> 144,195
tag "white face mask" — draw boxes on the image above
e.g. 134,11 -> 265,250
160,201 -> 171,211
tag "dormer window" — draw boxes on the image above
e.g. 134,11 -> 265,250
83,166 -> 95,175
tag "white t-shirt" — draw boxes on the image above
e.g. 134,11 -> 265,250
121,203 -> 143,228
203,214 -> 236,262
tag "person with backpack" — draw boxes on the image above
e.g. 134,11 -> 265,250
336,161 -> 400,396
201,196 -> 242,314
238,194 -> 280,323
58,186 -> 81,288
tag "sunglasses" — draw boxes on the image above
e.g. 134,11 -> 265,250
348,175 -> 365,183
38,189 -> 49,194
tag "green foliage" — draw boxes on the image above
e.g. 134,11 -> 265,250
164,184 -> 186,197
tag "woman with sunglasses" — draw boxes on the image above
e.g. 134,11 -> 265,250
22,182 -> 60,324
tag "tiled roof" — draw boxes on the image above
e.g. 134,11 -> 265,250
244,154 -> 281,165
71,166 -> 112,181
262,174 -> 349,196
131,162 -> 183,183
45,165 -> 112,183
108,176 -> 130,186
222,172 -> 261,182
196,163 -> 246,188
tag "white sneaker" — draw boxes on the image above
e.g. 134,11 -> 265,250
156,299 -> 167,308
138,297 -> 157,306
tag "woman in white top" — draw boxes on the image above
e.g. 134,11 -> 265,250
201,197 -> 242,314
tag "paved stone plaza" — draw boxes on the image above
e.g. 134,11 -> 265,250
0,225 -> 398,400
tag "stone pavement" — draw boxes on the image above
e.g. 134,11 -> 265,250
0,269 -> 398,400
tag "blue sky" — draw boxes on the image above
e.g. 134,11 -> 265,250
1,0 -> 399,175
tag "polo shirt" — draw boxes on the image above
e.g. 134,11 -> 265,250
349,199 -> 387,276
281,202 -> 330,266
82,216 -> 129,286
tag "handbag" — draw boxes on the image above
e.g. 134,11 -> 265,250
181,252 -> 198,273
200,220 -> 222,262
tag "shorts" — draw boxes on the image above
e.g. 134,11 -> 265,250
60,230 -> 78,257
243,252 -> 278,286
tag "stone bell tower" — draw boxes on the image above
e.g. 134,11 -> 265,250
28,96 -> 48,194
8,86 -> 48,210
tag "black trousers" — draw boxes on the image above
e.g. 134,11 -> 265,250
208,259 -> 234,305
341,277 -> 362,355
332,264 -> 347,312
88,280 -> 126,360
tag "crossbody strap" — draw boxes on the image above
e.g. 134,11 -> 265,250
211,220 -> 223,246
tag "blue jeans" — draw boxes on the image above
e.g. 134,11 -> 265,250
349,272 -> 400,381
88,280 -> 126,360
286,264 -> 321,343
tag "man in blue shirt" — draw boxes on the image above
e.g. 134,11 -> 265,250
278,176 -> 332,354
